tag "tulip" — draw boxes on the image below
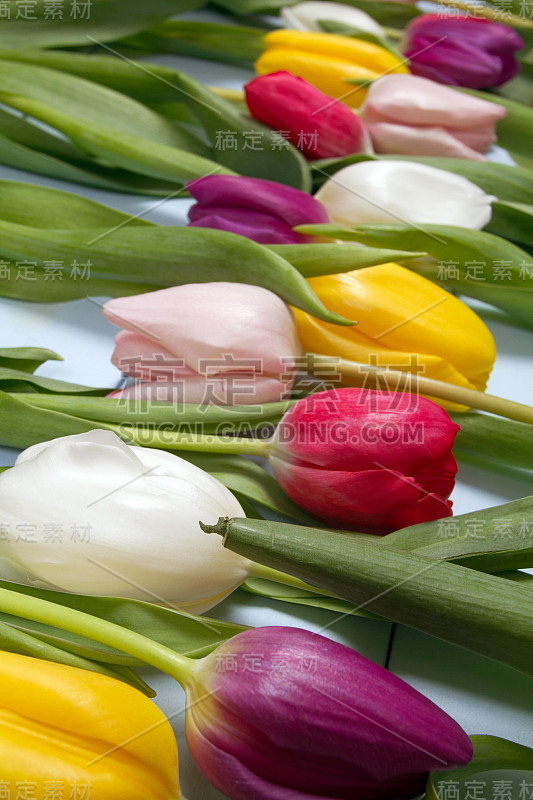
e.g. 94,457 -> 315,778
187,174 -> 330,244
255,30 -> 409,108
360,74 -> 507,160
269,387 -> 459,533
104,281 -> 302,405
245,71 -> 372,159
403,15 -> 523,89
281,1 -> 386,38
0,429 -> 250,612
0,583 -> 474,800
0,649 -> 182,799
293,263 -> 496,396
186,626 -> 473,800
314,160 -> 495,228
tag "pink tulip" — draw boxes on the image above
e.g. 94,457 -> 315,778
103,283 -> 301,405
244,71 -> 371,159
360,74 -> 507,160
403,15 -> 523,89
269,387 -> 459,534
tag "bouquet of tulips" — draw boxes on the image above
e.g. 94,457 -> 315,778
0,0 -> 532,797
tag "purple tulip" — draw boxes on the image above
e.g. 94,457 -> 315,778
186,626 -> 473,800
186,175 -> 330,244
403,14 -> 523,89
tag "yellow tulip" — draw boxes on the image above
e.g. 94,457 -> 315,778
294,263 -> 496,405
256,30 -> 409,108
0,650 -> 182,799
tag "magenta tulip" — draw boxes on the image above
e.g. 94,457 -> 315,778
187,626 -> 473,800
244,71 -> 371,159
103,282 -> 301,405
187,174 -> 330,244
360,74 -> 507,159
268,388 -> 459,533
403,15 -> 523,89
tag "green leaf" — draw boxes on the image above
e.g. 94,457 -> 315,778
120,20 -> 265,67
0,48 -> 310,191
0,347 -> 62,373
0,619 -> 155,695
269,244 -> 426,277
427,735 -> 533,800
297,223 -> 533,329
382,496 -> 533,573
0,129 -> 179,196
0,0 -> 207,49
452,412 -> 533,476
0,179 -> 154,230
487,200 -> 533,247
11,394 -> 292,425
0,220 -> 350,326
0,579 -> 248,661
0,390 -> 118,449
240,579 -> 381,618
0,369 -> 109,395
211,516 -> 533,677
0,58 -> 209,153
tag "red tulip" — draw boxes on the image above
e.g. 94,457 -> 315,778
269,388 -> 459,534
244,71 -> 371,159
403,15 -> 523,89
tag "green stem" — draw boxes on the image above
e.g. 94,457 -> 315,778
305,354 -> 533,425
0,586 -> 194,685
124,428 -> 273,457
248,562 -> 340,594
384,27 -> 402,40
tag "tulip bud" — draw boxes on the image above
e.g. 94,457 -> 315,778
281,1 -> 386,38
245,71 -> 372,159
104,281 -> 302,405
0,649 -> 182,799
256,30 -> 408,108
314,160 -> 496,229
268,388 -> 460,533
0,430 -> 250,612
187,174 -> 330,245
186,626 -> 473,800
403,15 -> 523,89
293,263 -> 496,396
360,74 -> 507,160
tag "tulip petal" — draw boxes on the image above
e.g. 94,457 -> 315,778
189,207 -> 314,244
187,174 -> 329,227
270,457 -> 453,532
367,121 -> 488,160
314,160 -> 495,229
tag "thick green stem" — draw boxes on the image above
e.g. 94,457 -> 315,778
305,353 -> 533,425
123,428 -> 273,457
0,586 -> 194,685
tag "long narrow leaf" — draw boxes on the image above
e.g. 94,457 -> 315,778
0,0 -> 206,48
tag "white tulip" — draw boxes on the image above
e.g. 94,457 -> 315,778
0,430 -> 250,613
281,1 -> 385,38
315,160 -> 495,229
